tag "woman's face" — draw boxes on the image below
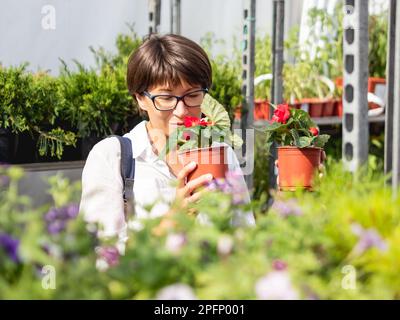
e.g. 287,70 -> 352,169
136,81 -> 203,137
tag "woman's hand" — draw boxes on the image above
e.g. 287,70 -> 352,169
153,161 -> 213,236
275,150 -> 326,187
175,161 -> 213,208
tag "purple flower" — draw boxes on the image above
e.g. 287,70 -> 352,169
270,199 -> 303,218
47,220 -> 67,235
351,223 -> 388,255
65,204 -> 79,219
0,233 -> 20,263
0,174 -> 10,187
206,169 -> 248,205
0,165 -> 10,186
95,246 -> 120,271
44,203 -> 79,235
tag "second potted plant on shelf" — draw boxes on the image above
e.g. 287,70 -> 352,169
284,62 -> 335,118
261,103 -> 330,191
160,94 -> 242,183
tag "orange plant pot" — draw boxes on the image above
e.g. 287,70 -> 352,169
368,77 -> 386,92
277,146 -> 322,191
235,99 -> 270,120
254,99 -> 270,120
178,145 -> 228,184
333,99 -> 343,117
298,98 -> 324,118
322,100 -> 335,117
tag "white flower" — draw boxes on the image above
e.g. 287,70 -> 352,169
165,233 -> 187,254
255,271 -> 299,300
156,283 -> 197,300
96,258 -> 110,272
128,219 -> 144,232
196,212 -> 213,226
217,235 -> 234,256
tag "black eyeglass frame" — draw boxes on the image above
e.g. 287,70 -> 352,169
142,88 -> 209,111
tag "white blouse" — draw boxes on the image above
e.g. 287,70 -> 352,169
79,120 -> 255,248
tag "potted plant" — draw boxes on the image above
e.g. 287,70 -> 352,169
283,62 -> 335,118
160,94 -> 242,183
261,103 -> 330,191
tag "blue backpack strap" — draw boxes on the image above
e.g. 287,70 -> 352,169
107,135 -> 135,206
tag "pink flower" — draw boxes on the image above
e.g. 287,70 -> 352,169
272,259 -> 288,271
95,246 -> 120,271
271,104 -> 291,124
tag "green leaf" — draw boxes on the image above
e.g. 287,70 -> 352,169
201,126 -> 212,139
290,129 -> 301,147
313,134 -> 330,148
263,121 -> 285,132
179,139 -> 198,152
200,94 -> 231,130
226,132 -> 243,149
299,136 -> 313,148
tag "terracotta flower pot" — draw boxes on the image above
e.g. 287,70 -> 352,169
297,98 -> 325,118
277,146 -> 322,191
305,98 -> 324,118
322,100 -> 335,117
334,99 -> 343,117
254,99 -> 270,120
235,99 -> 270,120
178,145 -> 228,184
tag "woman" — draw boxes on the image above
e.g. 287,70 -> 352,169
79,34 -> 255,250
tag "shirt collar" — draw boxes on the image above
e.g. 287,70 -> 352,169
123,120 -> 153,159
124,120 -> 178,179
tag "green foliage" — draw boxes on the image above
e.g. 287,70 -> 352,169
58,61 -> 136,138
1,162 -> 399,299
0,65 -> 77,159
369,11 -> 388,78
160,95 -> 243,159
58,25 -> 142,139
0,26 -> 142,159
200,33 -> 242,125
283,4 -> 388,100
254,35 -> 273,100
260,106 -> 330,156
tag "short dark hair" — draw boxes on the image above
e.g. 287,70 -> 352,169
126,34 -> 212,97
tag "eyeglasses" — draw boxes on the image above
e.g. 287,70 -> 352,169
142,88 -> 208,111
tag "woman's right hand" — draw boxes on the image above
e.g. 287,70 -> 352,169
154,161 -> 213,236
175,161 -> 214,208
